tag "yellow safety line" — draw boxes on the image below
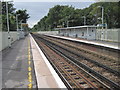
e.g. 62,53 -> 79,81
28,39 -> 33,89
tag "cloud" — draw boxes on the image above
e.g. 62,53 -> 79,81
14,1 -> 95,28
28,20 -> 38,28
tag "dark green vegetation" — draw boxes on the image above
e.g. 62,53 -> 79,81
32,2 -> 120,31
1,1 -> 30,31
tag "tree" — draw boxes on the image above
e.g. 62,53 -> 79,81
2,1 -> 30,31
32,2 -> 119,31
16,9 -> 30,23
2,2 -> 16,31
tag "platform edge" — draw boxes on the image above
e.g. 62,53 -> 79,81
29,34 -> 66,88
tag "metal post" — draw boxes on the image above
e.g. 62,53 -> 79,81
20,20 -> 23,38
16,15 -> 19,31
106,23 -> 107,29
87,27 -> 88,40
6,1 -> 11,47
81,16 -> 86,26
62,22 -> 64,28
21,21 -> 22,31
102,7 -> 104,29
20,20 -> 25,38
16,14 -> 19,40
97,6 -> 104,29
6,2 -> 9,33
67,21 -> 69,27
84,16 -> 86,25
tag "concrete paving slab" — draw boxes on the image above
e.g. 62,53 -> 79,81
2,36 -> 37,89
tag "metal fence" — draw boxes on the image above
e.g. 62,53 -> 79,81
96,29 -> 120,42
38,31 -> 59,35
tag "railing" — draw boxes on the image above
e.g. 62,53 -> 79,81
96,29 -> 120,42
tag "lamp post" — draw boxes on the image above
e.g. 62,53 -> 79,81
5,0 -> 13,47
6,1 -> 9,33
101,7 -> 104,29
62,22 -> 65,28
67,15 -> 70,27
20,20 -> 23,31
98,6 -> 104,29
20,20 -> 26,38
16,15 -> 19,32
83,16 -> 86,26
16,14 -> 20,40
67,21 -> 69,28
81,16 -> 86,26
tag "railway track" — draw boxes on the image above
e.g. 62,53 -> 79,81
45,35 -> 119,73
32,33 -> 120,89
42,35 -> 120,75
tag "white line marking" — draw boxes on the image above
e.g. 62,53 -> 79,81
47,35 -> 119,50
30,34 -> 66,88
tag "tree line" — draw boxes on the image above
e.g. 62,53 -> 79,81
1,1 -> 30,31
32,2 -> 120,31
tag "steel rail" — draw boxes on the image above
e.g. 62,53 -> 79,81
32,34 -> 103,89
44,35 -> 120,76
34,34 -> 120,89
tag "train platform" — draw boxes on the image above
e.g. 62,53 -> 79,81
2,36 -> 37,89
1,35 -> 66,89
46,35 -> 120,50
30,34 -> 66,88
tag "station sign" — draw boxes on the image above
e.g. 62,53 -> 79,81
22,23 -> 28,27
97,24 -> 107,27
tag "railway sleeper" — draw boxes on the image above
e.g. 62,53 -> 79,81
44,36 -> 120,75
32,34 -> 118,89
45,42 -> 120,89
51,41 -> 120,76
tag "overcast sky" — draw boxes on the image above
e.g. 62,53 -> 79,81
2,0 -> 118,2
13,0 -> 96,2
2,0 -> 119,28
11,0 -> 96,28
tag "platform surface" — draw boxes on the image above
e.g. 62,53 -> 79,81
30,34 -> 66,88
1,34 -> 67,89
47,35 -> 119,50
2,36 -> 37,89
